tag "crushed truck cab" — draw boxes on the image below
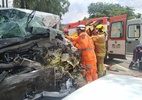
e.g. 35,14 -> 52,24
0,8 -> 84,100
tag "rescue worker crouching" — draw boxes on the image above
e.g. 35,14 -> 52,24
129,44 -> 142,70
66,25 -> 98,83
91,24 -> 106,78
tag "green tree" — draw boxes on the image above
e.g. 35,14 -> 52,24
13,0 -> 70,17
83,17 -> 89,20
88,2 -> 136,20
135,13 -> 142,18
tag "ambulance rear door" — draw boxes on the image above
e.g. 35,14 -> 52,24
107,14 -> 127,59
126,18 -> 142,54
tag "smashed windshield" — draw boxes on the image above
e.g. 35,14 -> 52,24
0,8 -> 56,39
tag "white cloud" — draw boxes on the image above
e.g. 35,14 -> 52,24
116,0 -> 142,13
61,0 -> 142,24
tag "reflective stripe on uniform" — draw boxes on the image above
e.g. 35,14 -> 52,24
82,48 -> 93,51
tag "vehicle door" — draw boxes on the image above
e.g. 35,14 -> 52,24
107,14 -> 127,59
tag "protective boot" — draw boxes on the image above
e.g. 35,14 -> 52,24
139,61 -> 142,70
129,61 -> 134,69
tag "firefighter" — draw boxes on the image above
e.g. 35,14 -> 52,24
66,25 -> 98,83
85,20 -> 103,36
129,44 -> 142,70
63,28 -> 78,37
85,24 -> 94,36
63,28 -> 69,36
71,32 -> 78,37
91,24 -> 106,77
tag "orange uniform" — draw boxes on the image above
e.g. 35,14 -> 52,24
66,32 -> 98,82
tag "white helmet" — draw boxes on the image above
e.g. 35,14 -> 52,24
77,25 -> 86,31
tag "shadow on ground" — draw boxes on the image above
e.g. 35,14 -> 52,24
105,59 -> 124,65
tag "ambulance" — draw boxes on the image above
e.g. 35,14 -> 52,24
126,18 -> 142,54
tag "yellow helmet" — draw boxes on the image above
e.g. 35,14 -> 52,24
96,24 -> 105,32
86,25 -> 93,31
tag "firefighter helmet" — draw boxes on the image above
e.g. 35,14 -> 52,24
63,28 -> 69,33
96,24 -> 105,32
77,25 -> 86,31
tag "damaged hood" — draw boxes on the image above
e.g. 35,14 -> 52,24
16,8 -> 60,27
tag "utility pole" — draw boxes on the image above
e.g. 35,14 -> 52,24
1,0 -> 8,8
2,0 -> 5,7
6,0 -> 8,7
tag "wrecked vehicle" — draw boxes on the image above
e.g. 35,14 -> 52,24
0,8 -> 84,100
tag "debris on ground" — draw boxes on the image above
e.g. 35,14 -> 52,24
105,64 -> 119,72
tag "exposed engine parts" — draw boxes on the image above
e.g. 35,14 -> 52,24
0,47 -> 46,64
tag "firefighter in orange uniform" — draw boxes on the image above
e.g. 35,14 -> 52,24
91,24 -> 106,77
66,25 -> 98,83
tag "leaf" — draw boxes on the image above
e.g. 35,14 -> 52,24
87,2 -> 137,20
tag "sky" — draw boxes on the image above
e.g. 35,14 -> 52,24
0,0 -> 142,24
61,0 -> 142,24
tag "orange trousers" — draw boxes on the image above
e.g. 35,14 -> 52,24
81,60 -> 98,83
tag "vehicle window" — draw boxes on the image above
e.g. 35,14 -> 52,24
110,22 -> 123,38
128,24 -> 140,38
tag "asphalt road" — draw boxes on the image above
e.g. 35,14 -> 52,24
105,54 -> 142,78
